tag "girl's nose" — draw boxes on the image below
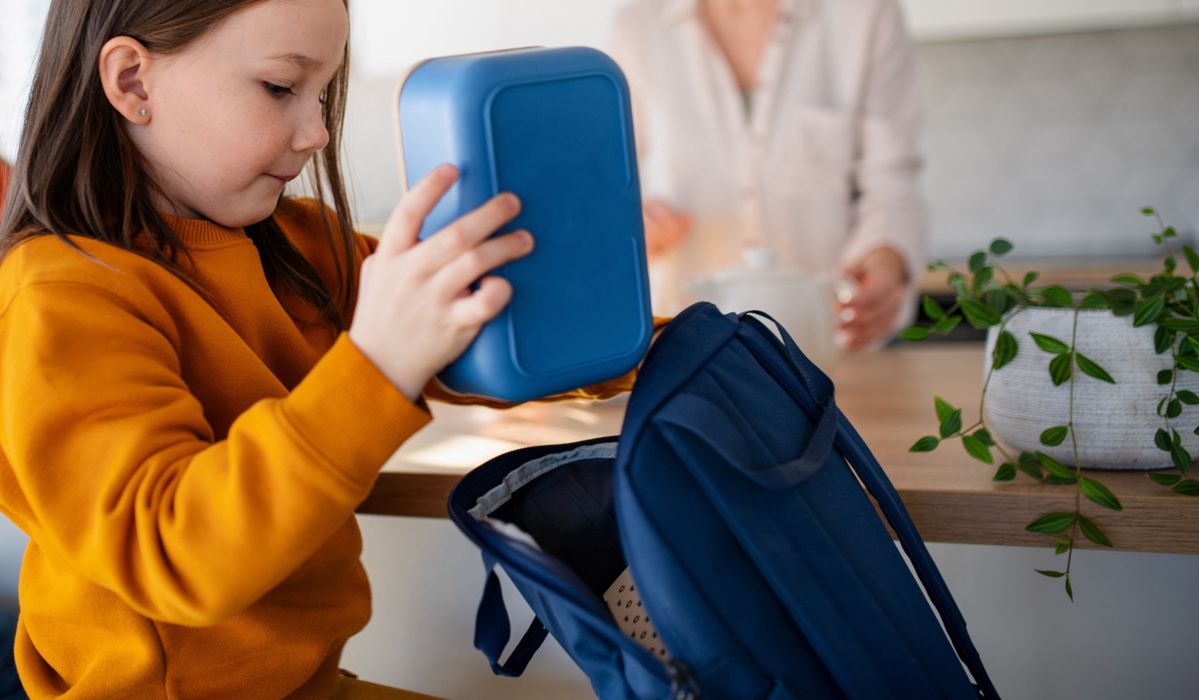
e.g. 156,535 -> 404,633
293,104 -> 330,153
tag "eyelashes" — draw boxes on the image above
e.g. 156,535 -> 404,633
263,82 -> 295,99
263,82 -> 329,105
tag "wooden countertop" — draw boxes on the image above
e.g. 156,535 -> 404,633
359,345 -> 1199,555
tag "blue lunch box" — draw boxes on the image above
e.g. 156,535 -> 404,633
393,47 -> 653,402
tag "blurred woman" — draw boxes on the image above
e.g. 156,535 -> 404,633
610,0 -> 926,349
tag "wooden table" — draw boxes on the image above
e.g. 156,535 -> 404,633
359,346 -> 1199,555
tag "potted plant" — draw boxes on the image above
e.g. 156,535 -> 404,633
900,208 -> 1199,599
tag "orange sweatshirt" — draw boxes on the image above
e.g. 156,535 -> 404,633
0,200 -> 643,698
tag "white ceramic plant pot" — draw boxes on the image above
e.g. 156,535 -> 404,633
983,307 -> 1198,470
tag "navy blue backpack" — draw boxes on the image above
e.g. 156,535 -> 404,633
447,303 -> 999,699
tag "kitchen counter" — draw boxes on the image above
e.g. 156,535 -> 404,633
360,345 -> 1199,555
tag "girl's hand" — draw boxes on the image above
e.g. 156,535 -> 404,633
836,246 -> 909,351
642,199 -> 691,261
349,165 -> 534,400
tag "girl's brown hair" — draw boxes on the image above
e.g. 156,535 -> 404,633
0,0 -> 355,329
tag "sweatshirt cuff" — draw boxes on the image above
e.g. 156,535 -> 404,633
281,333 -> 431,490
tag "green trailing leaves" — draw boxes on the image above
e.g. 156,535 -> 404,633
1049,353 -> 1073,386
1039,286 -> 1073,307
910,436 -> 940,453
1030,332 -> 1070,354
1075,353 -> 1116,384
1040,425 -> 1069,447
1167,399 -> 1184,419
934,396 -> 956,423
1173,480 -> 1199,496
962,434 -> 993,464
1171,445 -> 1192,472
993,330 -> 1018,370
1155,326 -> 1176,354
973,267 -> 995,292
1018,452 -> 1044,480
1080,477 -> 1123,511
939,410 -> 963,438
1149,473 -> 1181,486
1175,355 -> 1199,373
960,299 -> 1001,329
1183,245 -> 1199,274
922,295 -> 945,320
934,316 -> 962,335
1077,515 -> 1113,547
1027,512 -> 1076,535
905,207 -> 1199,594
1155,428 -> 1174,452
1133,295 -> 1166,327
1158,317 -> 1199,333
898,326 -> 931,341
1036,452 -> 1076,481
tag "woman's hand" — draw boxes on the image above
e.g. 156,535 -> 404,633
349,164 -> 534,400
642,199 -> 691,261
837,246 -> 909,351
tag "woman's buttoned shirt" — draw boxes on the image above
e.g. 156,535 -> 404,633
610,0 -> 926,318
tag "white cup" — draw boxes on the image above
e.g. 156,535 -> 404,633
688,261 -> 853,370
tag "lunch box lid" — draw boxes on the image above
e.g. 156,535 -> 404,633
394,47 -> 652,401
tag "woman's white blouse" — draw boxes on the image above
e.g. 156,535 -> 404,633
610,0 -> 927,318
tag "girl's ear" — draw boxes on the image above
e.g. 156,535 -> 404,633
98,37 -> 153,124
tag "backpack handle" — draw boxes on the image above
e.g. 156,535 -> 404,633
474,553 -> 549,677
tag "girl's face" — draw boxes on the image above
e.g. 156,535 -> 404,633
130,0 -> 348,227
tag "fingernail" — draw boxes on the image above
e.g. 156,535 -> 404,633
503,193 -> 520,211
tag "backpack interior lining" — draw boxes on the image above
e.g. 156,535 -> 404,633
467,441 -> 619,521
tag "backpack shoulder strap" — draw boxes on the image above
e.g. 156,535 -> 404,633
742,311 -> 999,699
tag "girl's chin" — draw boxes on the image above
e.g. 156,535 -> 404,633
205,197 -> 283,228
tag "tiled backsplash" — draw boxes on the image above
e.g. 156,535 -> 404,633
917,22 -> 1199,260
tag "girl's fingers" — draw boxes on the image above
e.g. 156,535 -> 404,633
377,164 -> 459,256
417,192 -> 522,268
450,275 -> 513,327
434,230 -> 534,297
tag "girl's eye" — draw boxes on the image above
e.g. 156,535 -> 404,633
263,82 -> 295,99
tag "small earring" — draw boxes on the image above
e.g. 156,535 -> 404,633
137,107 -> 148,118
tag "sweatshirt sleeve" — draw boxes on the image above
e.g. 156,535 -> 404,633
0,280 -> 429,627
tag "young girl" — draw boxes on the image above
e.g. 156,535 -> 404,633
0,1 -> 646,697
